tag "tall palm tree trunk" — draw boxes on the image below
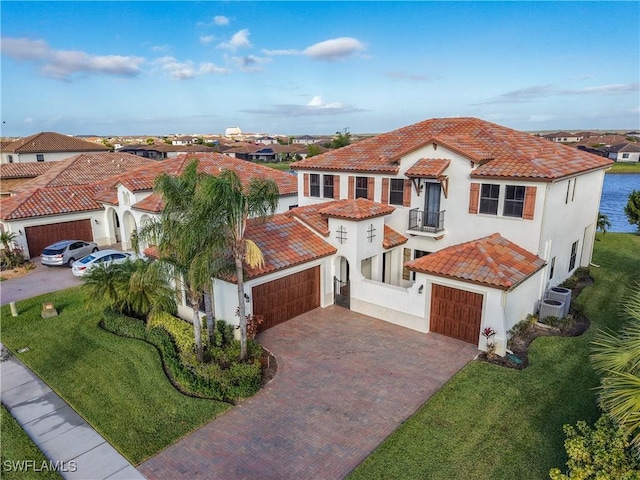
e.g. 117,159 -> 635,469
189,296 -> 204,362
203,281 -> 216,345
235,257 -> 248,361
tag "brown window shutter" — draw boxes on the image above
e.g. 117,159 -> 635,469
469,183 -> 480,214
403,179 -> 412,207
303,173 -> 309,197
523,186 -> 537,220
381,178 -> 389,205
348,176 -> 355,199
367,177 -> 375,200
333,175 -> 340,199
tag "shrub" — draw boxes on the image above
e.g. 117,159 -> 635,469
508,315 -> 537,341
215,319 -> 235,348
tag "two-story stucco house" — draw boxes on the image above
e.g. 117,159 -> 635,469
265,117 -> 611,355
1,132 -> 111,164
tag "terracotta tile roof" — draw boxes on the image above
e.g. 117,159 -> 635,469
132,194 -> 165,213
1,178 -> 31,194
319,198 -> 395,220
291,117 -> 612,180
12,153 -> 154,193
0,185 -> 104,220
92,188 -> 118,205
110,153 -> 298,196
405,158 -> 451,178
243,214 -> 336,280
285,203 -> 331,236
406,233 -> 546,290
2,132 -> 110,153
0,162 -> 56,179
383,225 -> 408,249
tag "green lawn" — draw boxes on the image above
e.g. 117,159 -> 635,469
608,162 -> 640,174
1,405 -> 61,480
259,161 -> 295,171
0,289 -> 230,465
348,232 -> 640,480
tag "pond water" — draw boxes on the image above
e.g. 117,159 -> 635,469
599,174 -> 640,232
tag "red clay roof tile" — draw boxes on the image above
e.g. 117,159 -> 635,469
2,132 -> 110,153
318,198 -> 395,220
1,185 -> 104,220
405,158 -> 451,178
382,225 -> 408,249
0,162 -> 56,179
406,233 -> 546,290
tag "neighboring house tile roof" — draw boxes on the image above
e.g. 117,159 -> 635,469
576,135 -> 628,147
2,132 -> 110,153
0,162 -> 56,179
111,153 -> 298,196
382,225 -> 408,249
319,198 -> 395,220
405,158 -> 451,178
243,214 -> 337,280
291,117 -> 612,181
608,142 -> 640,153
406,233 -> 546,290
12,153 -> 154,193
0,185 -> 104,220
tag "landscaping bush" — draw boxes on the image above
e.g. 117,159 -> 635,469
507,314 -> 537,348
101,310 -> 262,402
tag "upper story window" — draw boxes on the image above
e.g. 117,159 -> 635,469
323,175 -> 334,199
479,184 -> 500,215
569,241 -> 578,271
355,176 -> 368,199
7,155 -> 13,163
36,154 -> 45,162
389,179 -> 404,205
309,174 -> 320,197
503,185 -> 525,218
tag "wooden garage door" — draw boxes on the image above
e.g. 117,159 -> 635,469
25,220 -> 93,258
252,267 -> 320,333
430,284 -> 483,344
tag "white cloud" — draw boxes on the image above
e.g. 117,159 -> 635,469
231,55 -> 270,72
200,35 -> 215,45
263,37 -> 366,61
243,95 -> 365,117
566,83 -> 639,95
529,114 -> 554,122
217,29 -> 251,51
1,37 -> 144,80
154,56 -> 227,79
479,83 -> 639,104
214,16 -> 229,26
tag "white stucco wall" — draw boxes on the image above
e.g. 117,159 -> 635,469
1,151 -> 90,164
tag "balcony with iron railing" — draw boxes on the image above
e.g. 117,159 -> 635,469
408,209 -> 445,234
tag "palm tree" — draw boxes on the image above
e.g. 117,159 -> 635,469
82,259 -> 176,319
199,169 -> 278,361
597,212 -> 612,235
0,231 -> 16,251
591,281 -> 640,449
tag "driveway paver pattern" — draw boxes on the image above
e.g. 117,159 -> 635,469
138,306 -> 478,480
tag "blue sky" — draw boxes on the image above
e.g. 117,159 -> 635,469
1,1 -> 639,137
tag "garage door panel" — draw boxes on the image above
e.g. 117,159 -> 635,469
252,266 -> 320,333
25,219 -> 93,258
430,284 -> 482,345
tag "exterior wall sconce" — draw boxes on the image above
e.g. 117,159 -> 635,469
18,230 -> 23,235
94,219 -> 99,224
418,284 -> 424,294
244,293 -> 250,303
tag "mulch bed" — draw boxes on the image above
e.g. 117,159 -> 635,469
478,278 -> 593,370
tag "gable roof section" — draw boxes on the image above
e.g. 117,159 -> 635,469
406,233 -> 545,290
2,132 -> 110,153
0,162 -> 56,179
12,153 -> 153,193
291,117 -> 612,181
243,214 -> 336,280
286,204 -> 331,236
132,194 -> 164,213
318,198 -> 395,220
405,158 -> 451,178
1,185 -> 103,220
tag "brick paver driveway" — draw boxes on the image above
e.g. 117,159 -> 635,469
139,306 -> 478,480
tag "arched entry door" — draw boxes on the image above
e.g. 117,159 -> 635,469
334,256 -> 350,309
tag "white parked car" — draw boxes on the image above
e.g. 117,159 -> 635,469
71,249 -> 134,277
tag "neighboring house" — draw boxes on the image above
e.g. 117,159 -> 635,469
116,143 -> 177,160
292,135 -> 320,145
542,131 -> 582,143
607,142 -> 640,163
1,132 -> 111,164
171,136 -> 195,146
576,134 -> 628,148
0,162 -> 55,196
0,153 -> 155,258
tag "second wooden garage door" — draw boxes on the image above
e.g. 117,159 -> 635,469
252,267 -> 320,333
430,284 -> 483,344
25,219 -> 93,258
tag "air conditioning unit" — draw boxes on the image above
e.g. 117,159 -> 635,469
546,287 -> 572,316
539,298 -> 565,322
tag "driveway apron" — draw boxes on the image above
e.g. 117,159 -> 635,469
138,306 -> 478,480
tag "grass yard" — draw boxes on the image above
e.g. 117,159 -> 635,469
259,161 -> 296,172
1,405 -> 61,480
608,162 -> 640,174
348,233 -> 640,480
0,288 -> 230,465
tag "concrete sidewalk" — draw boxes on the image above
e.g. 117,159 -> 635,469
1,343 -> 145,480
